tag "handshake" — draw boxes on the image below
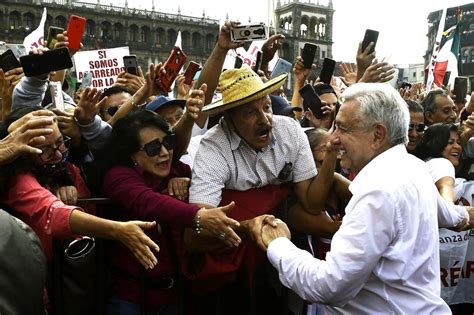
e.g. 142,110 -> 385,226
249,215 -> 291,251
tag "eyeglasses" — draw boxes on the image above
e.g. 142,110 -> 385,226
408,123 -> 426,133
39,136 -> 71,161
139,134 -> 176,157
107,106 -> 119,116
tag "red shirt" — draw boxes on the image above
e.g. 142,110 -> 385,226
2,164 -> 89,261
101,162 -> 199,308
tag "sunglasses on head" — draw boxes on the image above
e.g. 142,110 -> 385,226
140,134 -> 176,157
107,106 -> 119,116
408,123 -> 426,132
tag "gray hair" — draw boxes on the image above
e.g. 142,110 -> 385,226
421,89 -> 448,113
341,83 -> 409,146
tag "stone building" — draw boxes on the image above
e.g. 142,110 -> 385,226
0,0 -> 220,69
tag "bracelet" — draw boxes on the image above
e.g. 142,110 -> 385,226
131,96 -> 146,109
194,210 -> 202,234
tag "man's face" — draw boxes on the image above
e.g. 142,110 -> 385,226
332,100 -> 377,174
226,96 -> 273,151
406,111 -> 424,153
319,92 -> 338,109
426,95 -> 456,125
155,104 -> 184,127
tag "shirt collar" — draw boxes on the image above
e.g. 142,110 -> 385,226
349,144 -> 407,195
221,117 -> 276,152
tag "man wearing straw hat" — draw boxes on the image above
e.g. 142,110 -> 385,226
179,21 -> 334,314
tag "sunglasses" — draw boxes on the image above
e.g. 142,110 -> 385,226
107,106 -> 119,116
408,123 -> 426,132
140,134 -> 176,157
39,135 -> 71,161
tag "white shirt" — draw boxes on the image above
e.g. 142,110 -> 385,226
267,145 -> 450,314
189,115 -> 317,207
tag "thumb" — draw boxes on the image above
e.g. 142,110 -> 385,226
220,201 -> 235,213
199,83 -> 208,93
21,145 -> 42,156
135,221 -> 157,230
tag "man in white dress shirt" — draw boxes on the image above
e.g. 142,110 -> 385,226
260,83 -> 452,314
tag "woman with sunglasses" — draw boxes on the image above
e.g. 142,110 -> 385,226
101,110 -> 240,314
0,107 -> 160,271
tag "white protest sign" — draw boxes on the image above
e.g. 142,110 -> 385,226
439,178 -> 474,305
74,47 -> 129,89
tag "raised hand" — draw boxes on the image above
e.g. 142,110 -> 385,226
52,108 -> 81,147
74,87 -> 106,125
339,62 -> 357,86
184,83 -> 207,121
261,34 -> 285,66
114,66 -> 146,94
359,61 -> 395,83
293,56 -> 312,84
175,74 -> 192,99
217,21 -> 245,51
356,41 -> 376,81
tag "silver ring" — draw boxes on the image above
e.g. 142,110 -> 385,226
378,72 -> 384,79
218,232 -> 226,240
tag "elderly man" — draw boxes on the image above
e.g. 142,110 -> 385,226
259,83 -> 456,314
422,89 -> 457,126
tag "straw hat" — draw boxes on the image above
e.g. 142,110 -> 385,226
202,65 -> 288,115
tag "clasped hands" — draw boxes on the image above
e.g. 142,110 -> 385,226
247,215 -> 291,251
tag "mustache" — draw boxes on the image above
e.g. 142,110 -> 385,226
257,124 -> 272,132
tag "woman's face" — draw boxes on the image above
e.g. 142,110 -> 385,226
33,123 -> 68,165
132,126 -> 174,178
311,134 -> 329,169
442,130 -> 462,167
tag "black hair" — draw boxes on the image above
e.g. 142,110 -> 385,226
99,85 -> 132,101
313,83 -> 336,97
414,123 -> 458,161
406,100 -> 423,113
106,110 -> 172,167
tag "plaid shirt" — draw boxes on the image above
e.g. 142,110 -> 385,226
189,115 -> 317,207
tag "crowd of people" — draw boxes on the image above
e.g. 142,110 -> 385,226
1,18 -> 474,315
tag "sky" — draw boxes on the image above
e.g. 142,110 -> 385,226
86,0 -> 470,65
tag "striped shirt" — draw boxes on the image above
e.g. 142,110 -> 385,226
189,115 -> 317,207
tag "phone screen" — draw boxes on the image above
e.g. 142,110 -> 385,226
319,58 -> 336,84
302,43 -> 317,69
123,56 -> 138,75
362,29 -> 379,53
299,84 -> 323,119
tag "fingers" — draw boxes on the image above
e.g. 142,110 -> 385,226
262,215 -> 277,227
134,221 -> 160,253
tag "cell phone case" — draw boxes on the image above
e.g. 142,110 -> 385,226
183,61 -> 200,85
362,29 -> 379,54
454,77 -> 468,103
271,58 -> 292,79
254,50 -> 263,73
20,47 -> 73,77
302,43 -> 317,69
66,15 -> 86,51
0,49 -> 21,72
230,23 -> 267,42
299,84 -> 323,119
82,71 -> 92,88
46,27 -> 64,50
319,58 -> 336,84
123,56 -> 138,76
156,46 -> 187,92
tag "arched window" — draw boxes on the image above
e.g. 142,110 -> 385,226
129,25 -> 138,42
182,31 -> 190,49
192,32 -> 202,49
114,23 -> 124,41
206,33 -> 215,50
167,29 -> 177,46
156,28 -> 165,46
23,13 -> 35,31
141,26 -> 150,43
9,11 -> 21,30
101,21 -> 112,41
54,15 -> 67,29
86,20 -> 95,37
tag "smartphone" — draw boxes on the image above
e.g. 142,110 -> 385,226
302,43 -> 317,69
6,44 -> 26,59
299,84 -> 323,119
156,46 -> 187,92
50,81 -> 65,111
319,58 -> 336,84
123,55 -> 138,76
254,50 -> 263,73
271,58 -> 292,78
454,77 -> 468,103
20,47 -> 73,77
361,29 -> 379,54
234,55 -> 243,69
46,26 -> 64,50
183,61 -> 200,85
400,82 -> 412,90
82,71 -> 92,88
230,23 -> 267,42
0,49 -> 21,72
66,15 -> 86,51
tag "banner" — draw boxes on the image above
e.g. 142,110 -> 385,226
23,7 -> 47,53
439,178 -> 474,305
73,47 -> 129,89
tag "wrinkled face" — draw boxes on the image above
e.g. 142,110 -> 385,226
311,134 -> 330,169
226,96 -> 273,151
332,100 -> 377,174
101,92 -> 131,121
33,123 -> 68,165
442,130 -> 462,167
426,95 -> 456,125
406,111 -> 424,153
132,127 -> 174,178
155,104 -> 184,127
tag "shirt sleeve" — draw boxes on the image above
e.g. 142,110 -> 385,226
289,119 -> 317,183
426,158 -> 455,183
189,137 -> 231,207
436,193 -> 468,228
267,189 -> 396,305
2,173 -> 78,240
102,166 -> 199,226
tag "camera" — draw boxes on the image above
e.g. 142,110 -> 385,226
230,23 -> 268,42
